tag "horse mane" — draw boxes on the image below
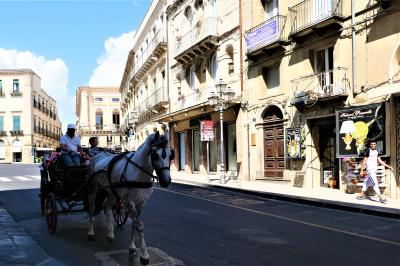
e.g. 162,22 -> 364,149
107,151 -> 130,178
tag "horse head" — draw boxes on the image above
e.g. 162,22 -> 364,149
150,131 -> 174,188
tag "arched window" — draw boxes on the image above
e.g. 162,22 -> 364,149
112,109 -> 120,129
210,53 -> 218,82
0,140 -> 5,159
188,66 -> 196,91
209,0 -> 216,17
185,7 -> 194,28
226,45 -> 234,74
95,109 -> 103,130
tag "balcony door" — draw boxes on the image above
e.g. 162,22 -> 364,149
263,0 -> 278,20
314,47 -> 333,95
313,0 -> 333,21
178,132 -> 186,171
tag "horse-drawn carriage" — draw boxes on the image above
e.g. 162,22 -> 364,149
39,149 -> 128,234
38,132 -> 173,265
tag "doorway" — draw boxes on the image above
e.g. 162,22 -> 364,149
262,106 -> 284,178
178,132 -> 186,171
310,116 -> 339,188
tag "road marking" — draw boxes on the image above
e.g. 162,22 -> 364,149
161,188 -> 400,247
26,175 -> 41,180
0,177 -> 12,182
15,176 -> 31,181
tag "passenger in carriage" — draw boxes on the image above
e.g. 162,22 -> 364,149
60,124 -> 83,167
87,136 -> 101,158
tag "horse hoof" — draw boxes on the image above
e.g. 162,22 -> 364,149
129,248 -> 138,257
106,236 -> 114,244
140,257 -> 149,265
87,235 -> 96,241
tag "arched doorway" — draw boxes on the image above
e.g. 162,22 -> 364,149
12,139 -> 23,162
0,140 -> 5,160
262,106 -> 284,178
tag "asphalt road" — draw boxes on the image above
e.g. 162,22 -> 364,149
0,164 -> 400,266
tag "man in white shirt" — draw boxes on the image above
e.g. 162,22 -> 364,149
356,140 -> 393,203
60,124 -> 82,167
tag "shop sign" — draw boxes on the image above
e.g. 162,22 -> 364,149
336,104 -> 385,157
245,17 -> 279,52
286,127 -> 302,158
200,120 -> 214,141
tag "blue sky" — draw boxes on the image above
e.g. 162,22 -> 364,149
0,0 -> 151,129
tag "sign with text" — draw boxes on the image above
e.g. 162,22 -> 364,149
245,17 -> 279,52
336,104 -> 385,157
200,120 -> 214,141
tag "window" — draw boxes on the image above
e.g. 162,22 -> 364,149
0,116 -> 3,131
112,98 -> 120,102
0,80 -> 2,94
112,110 -> 120,126
33,118 -> 37,132
13,116 -> 21,131
210,54 -> 218,82
315,47 -> 334,88
226,45 -> 234,75
262,65 -> 280,90
188,66 -> 196,91
209,0 -> 216,17
13,79 -> 19,93
95,110 -> 103,130
178,132 -> 186,170
185,7 -> 194,28
95,97 -> 103,102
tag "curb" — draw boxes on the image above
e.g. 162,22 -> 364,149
172,180 -> 400,220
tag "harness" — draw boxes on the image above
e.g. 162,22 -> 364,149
90,142 -> 170,201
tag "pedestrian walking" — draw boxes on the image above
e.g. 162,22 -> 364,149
356,140 -> 393,203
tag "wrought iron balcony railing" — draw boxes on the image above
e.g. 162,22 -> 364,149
289,0 -> 344,35
291,67 -> 349,101
133,30 -> 166,77
245,15 -> 289,54
147,87 -> 167,110
175,16 -> 217,57
170,86 -> 215,113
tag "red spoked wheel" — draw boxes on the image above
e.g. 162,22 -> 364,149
112,200 -> 128,226
45,192 -> 58,234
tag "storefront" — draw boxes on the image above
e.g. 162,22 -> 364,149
169,107 -> 238,178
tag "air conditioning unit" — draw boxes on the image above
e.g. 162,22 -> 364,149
292,91 -> 308,107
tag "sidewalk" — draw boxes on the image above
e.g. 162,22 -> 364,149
0,203 -> 62,266
172,172 -> 400,218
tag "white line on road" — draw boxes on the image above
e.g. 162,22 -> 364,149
15,176 -> 31,181
0,177 -> 12,182
26,175 -> 41,180
161,188 -> 400,247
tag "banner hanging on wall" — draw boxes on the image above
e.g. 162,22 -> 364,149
336,104 -> 386,157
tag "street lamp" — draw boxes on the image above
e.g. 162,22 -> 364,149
208,79 -> 235,184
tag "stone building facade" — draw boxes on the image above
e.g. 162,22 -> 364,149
76,86 -> 123,150
0,69 -> 61,163
120,0 -> 169,151
242,0 -> 400,198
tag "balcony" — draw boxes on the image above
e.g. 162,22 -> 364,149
131,30 -> 167,86
291,67 -> 349,106
11,92 -> 22,97
0,131 -> 6,136
245,15 -> 289,55
174,17 -> 218,64
170,86 -> 215,113
289,0 -> 344,39
147,87 -> 168,111
10,130 -> 24,136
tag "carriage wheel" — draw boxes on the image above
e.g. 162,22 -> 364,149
45,192 -> 58,234
112,200 -> 128,226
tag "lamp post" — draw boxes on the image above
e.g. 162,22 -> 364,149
208,79 -> 235,184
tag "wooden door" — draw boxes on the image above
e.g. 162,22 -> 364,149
263,123 -> 284,178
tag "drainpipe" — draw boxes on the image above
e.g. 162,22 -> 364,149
350,0 -> 356,104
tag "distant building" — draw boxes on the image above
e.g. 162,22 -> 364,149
76,86 -> 123,150
0,69 -> 62,163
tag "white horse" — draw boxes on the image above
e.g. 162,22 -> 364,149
87,132 -> 174,265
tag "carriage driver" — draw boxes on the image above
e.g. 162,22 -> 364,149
60,124 -> 83,167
